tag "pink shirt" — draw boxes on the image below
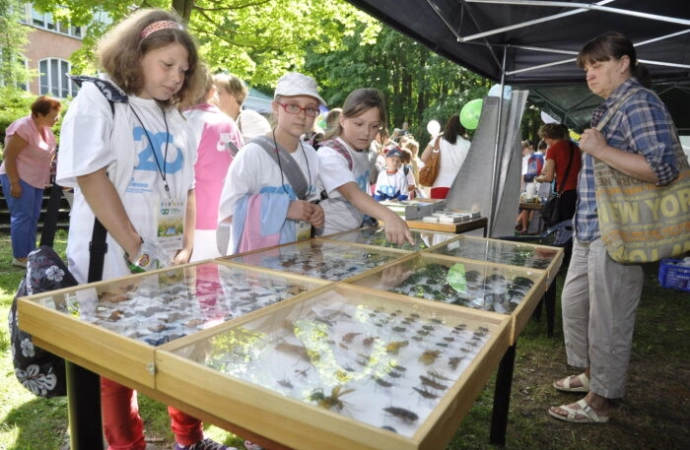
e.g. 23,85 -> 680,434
185,103 -> 244,230
0,115 -> 56,188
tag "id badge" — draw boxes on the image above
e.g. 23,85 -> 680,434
157,199 -> 185,252
295,220 -> 312,241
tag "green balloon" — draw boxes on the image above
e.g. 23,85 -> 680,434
460,99 -> 483,130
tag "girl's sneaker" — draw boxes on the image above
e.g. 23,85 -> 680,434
243,441 -> 264,450
174,438 -> 236,450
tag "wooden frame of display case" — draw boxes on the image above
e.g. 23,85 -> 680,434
156,284 -> 512,450
407,216 -> 488,236
17,233 -> 562,449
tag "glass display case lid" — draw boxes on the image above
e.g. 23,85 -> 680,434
164,286 -> 509,439
22,261 -> 324,347
223,239 -> 405,282
320,225 -> 461,251
348,254 -> 546,316
431,235 -> 563,277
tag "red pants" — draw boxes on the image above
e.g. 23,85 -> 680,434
101,377 -> 204,449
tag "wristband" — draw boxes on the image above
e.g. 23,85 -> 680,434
124,238 -> 147,273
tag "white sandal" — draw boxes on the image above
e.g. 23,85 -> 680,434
553,373 -> 590,392
548,399 -> 609,423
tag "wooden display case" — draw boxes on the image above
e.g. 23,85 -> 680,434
156,284 -> 511,450
17,261 -> 326,389
223,239 -> 408,281
319,225 -> 462,252
345,253 -> 546,343
429,235 -> 563,286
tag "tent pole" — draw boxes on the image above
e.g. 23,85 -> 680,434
487,49 -> 508,236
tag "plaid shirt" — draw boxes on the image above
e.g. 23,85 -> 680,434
574,78 -> 681,242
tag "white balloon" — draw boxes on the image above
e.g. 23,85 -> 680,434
488,84 -> 512,99
541,111 -> 559,124
427,120 -> 441,136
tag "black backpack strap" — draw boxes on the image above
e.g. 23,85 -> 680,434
87,219 -> 108,283
250,135 -> 309,200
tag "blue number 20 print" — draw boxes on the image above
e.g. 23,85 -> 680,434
134,127 -> 184,174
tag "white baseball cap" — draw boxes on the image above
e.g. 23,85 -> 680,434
274,72 -> 327,106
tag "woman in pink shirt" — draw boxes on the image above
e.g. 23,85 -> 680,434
0,96 -> 61,268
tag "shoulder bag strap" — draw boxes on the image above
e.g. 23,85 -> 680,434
320,139 -> 354,171
251,135 -> 309,200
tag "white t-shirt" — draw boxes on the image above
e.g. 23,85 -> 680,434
218,138 -> 320,227
57,81 -> 195,283
375,169 -> 408,198
237,109 -> 271,141
433,135 -> 471,188
317,138 -> 372,235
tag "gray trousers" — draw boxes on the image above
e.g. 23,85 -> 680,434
561,238 -> 644,399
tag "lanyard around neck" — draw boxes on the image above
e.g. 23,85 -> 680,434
129,103 -> 171,197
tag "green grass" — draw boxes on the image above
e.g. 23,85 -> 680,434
1,231 -> 688,449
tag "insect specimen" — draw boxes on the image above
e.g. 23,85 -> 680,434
342,332 -> 362,344
419,375 -> 448,390
448,356 -> 464,370
419,349 -> 441,365
373,377 -> 394,388
309,386 -> 355,411
275,342 -> 311,362
362,336 -> 376,347
412,386 -> 439,400
427,369 -> 453,381
383,406 -> 419,423
277,378 -> 293,389
386,340 -> 409,354
294,367 -> 311,378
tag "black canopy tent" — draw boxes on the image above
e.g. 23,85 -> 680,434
343,0 -> 690,132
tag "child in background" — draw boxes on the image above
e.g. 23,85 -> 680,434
184,66 -> 244,261
57,9 -> 232,450
373,148 -> 409,201
217,72 -> 325,254
317,88 -> 414,245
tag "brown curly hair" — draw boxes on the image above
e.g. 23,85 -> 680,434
97,8 -> 202,108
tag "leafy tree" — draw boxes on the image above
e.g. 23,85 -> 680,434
29,0 -> 379,90
305,25 -> 491,141
0,0 -> 34,89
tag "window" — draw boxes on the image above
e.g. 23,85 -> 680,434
39,58 -> 78,98
27,4 -> 82,38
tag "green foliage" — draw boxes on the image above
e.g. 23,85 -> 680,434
0,87 -> 35,154
305,25 -> 491,141
0,0 -> 34,87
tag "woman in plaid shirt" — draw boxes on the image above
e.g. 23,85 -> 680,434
548,32 -> 683,424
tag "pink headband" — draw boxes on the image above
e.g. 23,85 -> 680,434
140,20 -> 184,39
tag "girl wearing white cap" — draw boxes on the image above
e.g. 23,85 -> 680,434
218,72 -> 325,254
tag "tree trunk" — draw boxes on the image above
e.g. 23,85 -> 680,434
171,0 -> 194,22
